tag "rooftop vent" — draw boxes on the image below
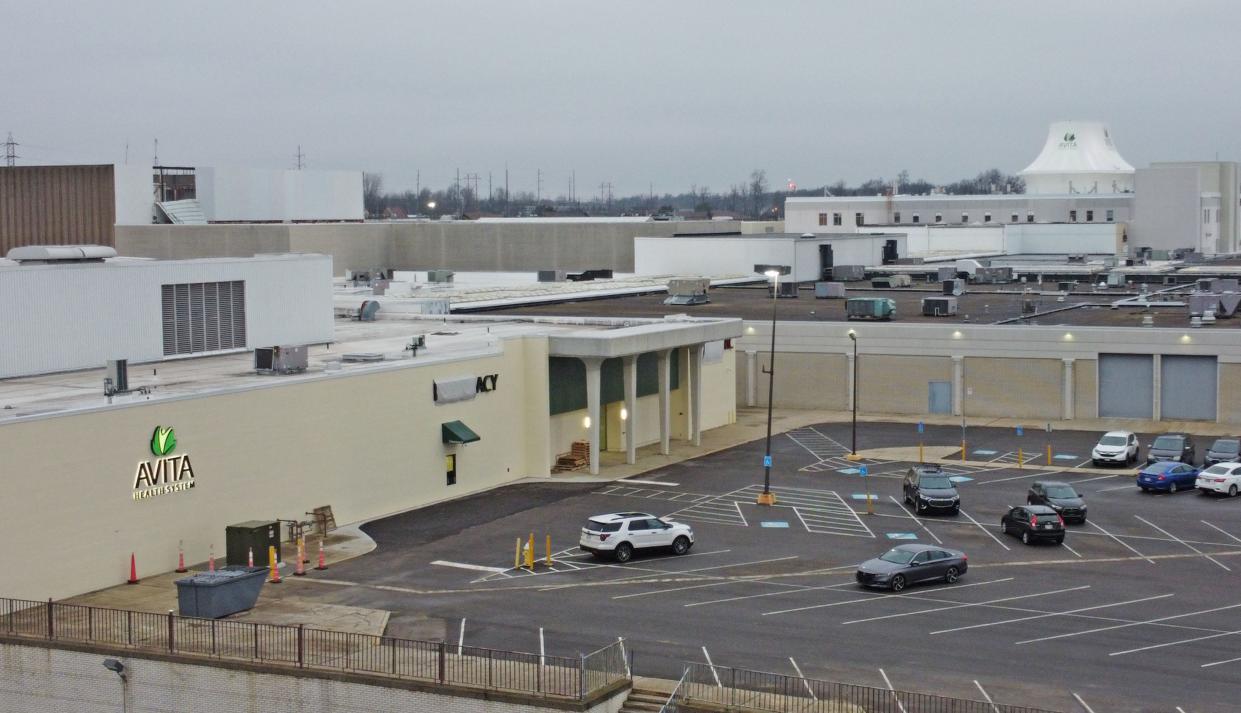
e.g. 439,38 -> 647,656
6,245 -> 117,264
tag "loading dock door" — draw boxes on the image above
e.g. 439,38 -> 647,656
1098,354 -> 1154,419
1160,356 -> 1217,421
928,381 -> 952,414
819,244 -> 834,280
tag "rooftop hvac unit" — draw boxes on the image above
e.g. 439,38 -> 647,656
1058,281 -> 1076,293
769,281 -> 799,299
427,269 -> 454,283
942,279 -> 965,296
1022,295 -> 1038,314
254,345 -> 308,375
537,270 -> 567,282
937,266 -> 957,282
1106,272 -> 1127,287
974,267 -> 1013,284
846,297 -> 896,321
814,282 -> 847,299
1217,293 -> 1241,318
871,274 -> 913,288
1189,293 -> 1221,317
1208,278 -> 1240,293
921,297 -> 958,317
832,265 -> 866,281
105,359 -> 129,394
358,300 -> 380,321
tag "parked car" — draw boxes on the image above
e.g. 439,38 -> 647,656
902,464 -> 960,515
1146,433 -> 1196,465
1203,438 -> 1241,467
579,512 -> 694,562
1026,481 -> 1087,523
1000,505 -> 1065,545
1091,431 -> 1139,466
855,544 -> 968,591
1137,461 -> 1200,493
1195,462 -> 1241,497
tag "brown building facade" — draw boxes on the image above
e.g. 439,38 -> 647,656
0,164 -> 117,254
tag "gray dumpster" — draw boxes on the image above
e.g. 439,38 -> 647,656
175,566 -> 267,618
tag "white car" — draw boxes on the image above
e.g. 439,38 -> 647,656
579,512 -> 694,562
1195,462 -> 1241,497
1091,431 -> 1139,466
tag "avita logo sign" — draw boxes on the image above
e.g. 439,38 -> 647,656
133,426 -> 196,501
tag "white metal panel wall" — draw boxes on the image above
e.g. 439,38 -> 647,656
1160,356 -> 1217,421
1098,354 -> 1154,419
633,237 -> 798,278
112,165 -> 155,226
0,255 -> 333,378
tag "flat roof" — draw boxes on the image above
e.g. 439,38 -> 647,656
469,281 -> 1239,331
0,314 -> 737,423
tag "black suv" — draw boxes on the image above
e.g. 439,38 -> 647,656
1001,505 -> 1065,545
1026,481 -> 1087,524
1147,433 -> 1195,465
902,464 -> 960,515
1204,438 -> 1241,467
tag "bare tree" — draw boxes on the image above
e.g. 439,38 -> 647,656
362,172 -> 384,217
748,169 -> 767,218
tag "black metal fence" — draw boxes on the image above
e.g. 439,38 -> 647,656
681,663 -> 1063,713
0,598 -> 628,701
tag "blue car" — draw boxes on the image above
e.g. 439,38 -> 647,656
1137,461 -> 1199,493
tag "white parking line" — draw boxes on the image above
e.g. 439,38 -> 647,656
1016,602 -> 1241,645
1202,654 -> 1241,668
1072,692 -> 1097,713
611,580 -> 738,600
624,479 -> 679,486
1061,541 -> 1083,558
1095,483 -> 1136,492
959,508 -> 1011,551
841,585 -> 1090,625
878,669 -> 908,713
936,593 -> 1174,636
887,496 -> 943,544
974,681 -> 1000,713
975,470 -> 1052,485
1111,627 -> 1241,656
1068,473 -> 1119,484
432,560 -> 508,573
789,658 -> 817,701
1201,520 -> 1241,545
685,579 -> 857,608
763,578 -> 1013,616
1135,515 -> 1232,571
1088,519 -> 1154,564
734,501 -> 749,527
702,647 -> 722,687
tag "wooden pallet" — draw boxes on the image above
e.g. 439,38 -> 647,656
552,441 -> 591,473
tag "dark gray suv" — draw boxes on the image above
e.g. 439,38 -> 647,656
903,464 -> 960,515
1147,433 -> 1195,465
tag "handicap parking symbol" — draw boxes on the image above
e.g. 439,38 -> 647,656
763,455 -> 772,468
858,465 -> 868,477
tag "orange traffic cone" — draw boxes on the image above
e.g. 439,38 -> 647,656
208,545 -> 216,572
247,546 -> 254,568
127,553 -> 139,584
293,538 -> 306,576
314,538 -> 328,571
175,541 -> 187,573
268,545 -> 282,584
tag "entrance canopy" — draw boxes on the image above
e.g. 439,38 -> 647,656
442,420 -> 480,444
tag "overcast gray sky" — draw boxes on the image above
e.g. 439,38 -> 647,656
4,1 -> 1239,196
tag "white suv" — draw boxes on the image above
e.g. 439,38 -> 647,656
579,512 -> 695,563
1195,462 -> 1241,497
1091,431 -> 1139,466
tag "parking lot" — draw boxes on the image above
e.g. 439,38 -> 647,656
286,422 -> 1241,713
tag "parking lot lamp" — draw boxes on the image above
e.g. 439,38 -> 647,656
846,331 -> 861,461
757,269 -> 781,506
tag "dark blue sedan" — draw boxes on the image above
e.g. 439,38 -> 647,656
1137,461 -> 1199,493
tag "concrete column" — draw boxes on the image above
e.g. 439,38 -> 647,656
745,350 -> 757,407
656,349 -> 671,455
1062,358 -> 1075,420
622,355 -> 638,465
846,351 -> 857,412
952,356 -> 964,417
689,344 -> 704,447
1152,354 -> 1162,422
583,357 -> 603,475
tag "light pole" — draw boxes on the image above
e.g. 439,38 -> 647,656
757,269 -> 781,506
847,331 -> 860,460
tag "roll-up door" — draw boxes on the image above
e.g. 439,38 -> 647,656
1160,356 -> 1217,421
1098,354 -> 1153,419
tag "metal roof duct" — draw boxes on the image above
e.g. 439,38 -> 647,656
6,244 -> 117,263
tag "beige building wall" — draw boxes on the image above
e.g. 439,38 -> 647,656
1218,363 -> 1241,423
965,357 -> 1062,419
0,338 -> 550,602
859,355 -> 953,415
750,352 -> 848,409
1074,359 -> 1098,420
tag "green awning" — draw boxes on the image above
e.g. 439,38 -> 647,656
442,420 -> 480,444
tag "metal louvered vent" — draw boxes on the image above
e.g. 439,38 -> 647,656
161,280 -> 247,356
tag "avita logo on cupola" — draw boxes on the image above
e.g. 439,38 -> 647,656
133,426 -> 196,501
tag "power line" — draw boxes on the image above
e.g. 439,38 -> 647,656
4,132 -> 18,167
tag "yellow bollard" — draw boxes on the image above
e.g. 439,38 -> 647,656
1018,447 -> 1023,469
1047,443 -> 1053,464
961,440 -> 967,462
525,534 -> 535,570
918,441 -> 924,464
545,535 -> 552,566
515,537 -> 521,569
267,545 -> 281,583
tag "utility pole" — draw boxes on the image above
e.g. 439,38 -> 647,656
416,170 -> 420,198
505,164 -> 509,215
153,138 -> 159,166
600,182 -> 613,212
488,171 -> 493,203
295,145 -> 305,170
464,172 -> 480,213
4,132 -> 19,167
455,168 -> 462,217
536,169 -> 542,203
